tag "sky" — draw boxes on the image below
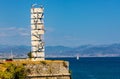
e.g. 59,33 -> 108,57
0,0 -> 120,47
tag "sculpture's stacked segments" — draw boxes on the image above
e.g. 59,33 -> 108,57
31,5 -> 45,60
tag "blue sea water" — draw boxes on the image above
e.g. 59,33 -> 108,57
47,57 -> 120,79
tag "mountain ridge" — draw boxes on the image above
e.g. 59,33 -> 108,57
0,44 -> 120,58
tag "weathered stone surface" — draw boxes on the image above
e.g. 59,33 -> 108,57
25,60 -> 71,79
0,60 -> 71,79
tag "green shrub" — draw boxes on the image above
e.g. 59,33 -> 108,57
27,51 -> 32,58
63,61 -> 68,68
41,61 -> 47,65
0,63 -> 27,79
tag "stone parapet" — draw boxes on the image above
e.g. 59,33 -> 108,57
25,60 -> 71,79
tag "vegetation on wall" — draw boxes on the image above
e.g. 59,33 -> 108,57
0,62 -> 27,79
27,51 -> 32,58
0,60 -> 70,79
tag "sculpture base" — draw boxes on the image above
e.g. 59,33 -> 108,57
31,58 -> 45,61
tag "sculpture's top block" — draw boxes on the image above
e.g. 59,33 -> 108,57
32,4 -> 43,8
31,4 -> 44,13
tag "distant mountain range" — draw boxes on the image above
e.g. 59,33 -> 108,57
0,44 -> 120,58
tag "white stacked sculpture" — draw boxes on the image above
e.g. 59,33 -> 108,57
31,4 -> 45,60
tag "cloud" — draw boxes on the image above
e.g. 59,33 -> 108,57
0,27 -> 31,45
0,33 -> 7,37
18,28 -> 30,36
0,27 -> 30,37
45,27 -> 55,33
0,27 -> 15,31
63,36 -> 80,41
20,32 -> 30,36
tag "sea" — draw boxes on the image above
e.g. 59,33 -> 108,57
47,57 -> 120,79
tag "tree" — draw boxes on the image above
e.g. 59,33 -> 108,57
27,51 -> 32,58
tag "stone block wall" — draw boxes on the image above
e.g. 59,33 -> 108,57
25,60 -> 71,79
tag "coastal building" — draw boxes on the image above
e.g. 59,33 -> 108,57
31,4 -> 45,60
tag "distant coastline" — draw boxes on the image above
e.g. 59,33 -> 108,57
0,43 -> 120,58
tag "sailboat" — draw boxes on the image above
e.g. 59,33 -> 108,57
10,50 -> 14,59
6,50 -> 13,61
76,54 -> 79,60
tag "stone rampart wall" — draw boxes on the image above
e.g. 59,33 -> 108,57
25,60 -> 71,79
